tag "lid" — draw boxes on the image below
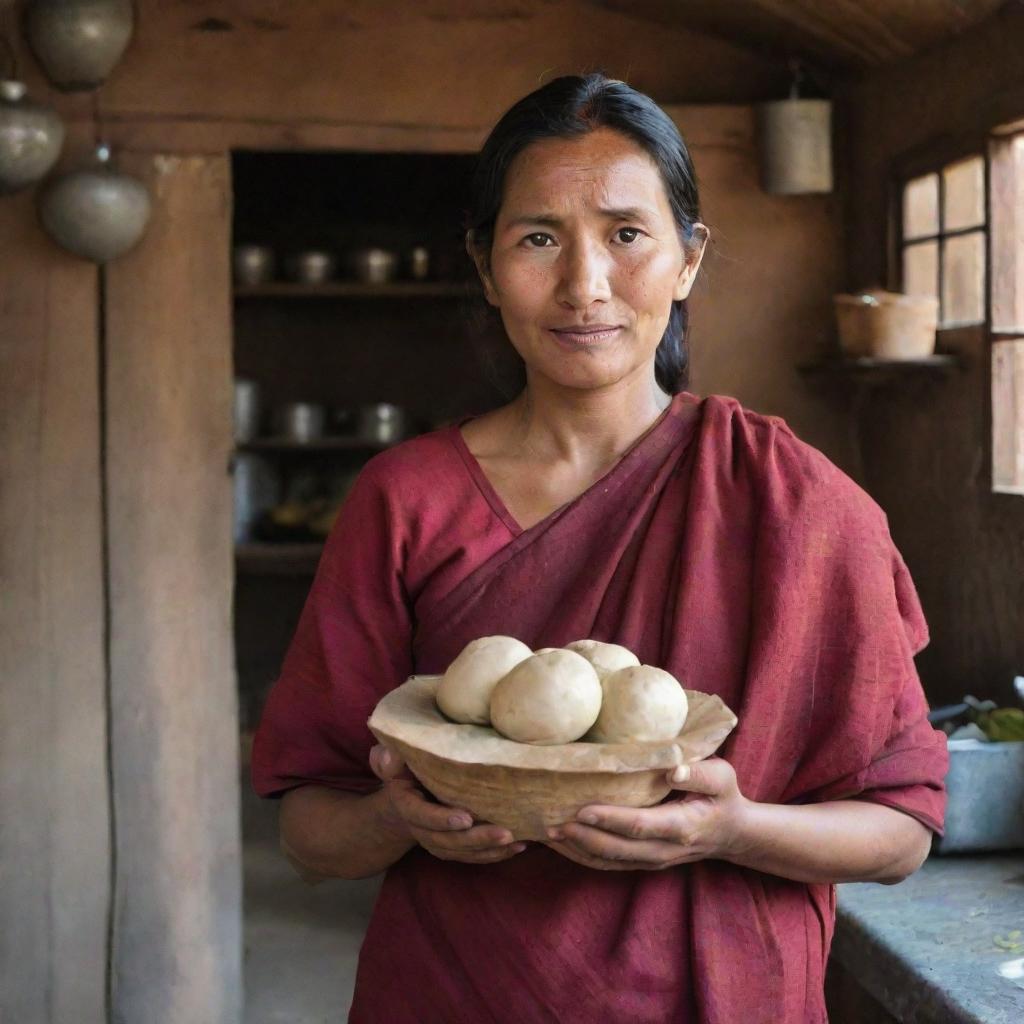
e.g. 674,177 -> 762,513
834,287 -> 938,310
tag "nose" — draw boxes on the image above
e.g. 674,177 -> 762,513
555,237 -> 612,309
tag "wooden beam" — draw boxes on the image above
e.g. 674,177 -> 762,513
104,152 -> 241,1023
0,138 -> 110,1022
590,0 -> 1007,68
55,114 -> 489,156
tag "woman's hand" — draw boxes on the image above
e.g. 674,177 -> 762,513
369,743 -> 529,865
543,757 -> 749,871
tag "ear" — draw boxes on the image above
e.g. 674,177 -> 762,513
465,230 -> 500,307
673,223 -> 709,302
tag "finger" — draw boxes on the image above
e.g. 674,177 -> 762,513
664,757 -> 736,796
570,805 -> 682,842
411,822 -> 516,852
369,744 -> 414,783
424,841 -> 528,864
388,781 -> 475,832
550,823 -> 687,865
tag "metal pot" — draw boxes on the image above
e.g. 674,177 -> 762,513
26,0 -> 135,92
407,245 -> 430,281
277,402 -> 326,443
233,378 -> 261,443
37,143 -> 151,263
350,248 -> 397,285
232,454 -> 279,543
358,402 -> 405,444
755,97 -> 833,196
233,245 -> 275,286
284,250 -> 336,285
0,80 -> 65,194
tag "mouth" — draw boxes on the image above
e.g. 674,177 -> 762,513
548,324 -> 623,347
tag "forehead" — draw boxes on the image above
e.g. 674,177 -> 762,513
499,127 -> 670,216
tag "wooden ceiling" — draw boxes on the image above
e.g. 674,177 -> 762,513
588,0 -> 1009,71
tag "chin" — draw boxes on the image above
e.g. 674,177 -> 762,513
534,365 -> 637,392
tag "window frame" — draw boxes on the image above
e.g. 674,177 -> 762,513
893,144 -> 990,328
890,123 -> 1024,497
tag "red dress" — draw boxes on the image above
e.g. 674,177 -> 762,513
252,391 -> 948,1023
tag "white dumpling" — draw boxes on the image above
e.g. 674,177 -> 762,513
436,635 -> 533,725
587,664 -> 688,743
564,638 -> 640,677
490,649 -> 602,745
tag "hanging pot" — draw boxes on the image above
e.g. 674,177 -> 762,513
25,0 -> 134,92
37,143 -> 151,262
755,98 -> 833,195
0,80 -> 65,193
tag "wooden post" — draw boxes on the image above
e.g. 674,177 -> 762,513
0,176 -> 110,1019
104,152 -> 241,1023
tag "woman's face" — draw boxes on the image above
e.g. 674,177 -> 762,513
470,126 -> 707,395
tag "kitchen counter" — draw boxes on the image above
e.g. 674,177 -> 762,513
833,853 -> 1024,1023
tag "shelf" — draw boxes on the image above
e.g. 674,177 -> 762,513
233,281 -> 479,299
798,353 -> 965,381
237,436 -> 399,453
235,542 -> 324,576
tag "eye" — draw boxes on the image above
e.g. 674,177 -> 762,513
522,232 -> 555,248
615,227 -> 643,244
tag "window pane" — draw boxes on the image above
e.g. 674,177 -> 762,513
942,231 -> 986,325
992,339 -> 1024,494
903,240 -> 939,299
991,134 -> 1024,331
903,174 -> 939,239
943,155 -> 985,231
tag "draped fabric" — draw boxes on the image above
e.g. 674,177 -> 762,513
252,390 -> 948,1023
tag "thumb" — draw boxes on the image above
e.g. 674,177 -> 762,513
665,756 -> 734,797
369,743 -> 413,783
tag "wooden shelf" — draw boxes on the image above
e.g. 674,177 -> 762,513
233,281 -> 478,299
798,353 -> 965,380
235,542 -> 323,576
237,436 -> 398,453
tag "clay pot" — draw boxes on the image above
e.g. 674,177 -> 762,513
25,0 -> 134,91
0,80 -> 65,194
834,289 -> 939,360
37,144 -> 151,262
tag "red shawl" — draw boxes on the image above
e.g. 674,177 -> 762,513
252,390 -> 947,1023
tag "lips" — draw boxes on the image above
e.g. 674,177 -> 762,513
549,324 -> 623,345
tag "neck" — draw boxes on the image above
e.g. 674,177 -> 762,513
506,373 -> 674,467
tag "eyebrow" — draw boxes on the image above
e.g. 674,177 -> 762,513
503,206 -> 657,230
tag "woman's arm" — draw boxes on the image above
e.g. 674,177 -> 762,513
279,745 -> 529,882
279,785 -> 417,883
724,797 -> 932,884
544,756 -> 934,882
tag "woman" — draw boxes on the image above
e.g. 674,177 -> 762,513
252,74 -> 948,1023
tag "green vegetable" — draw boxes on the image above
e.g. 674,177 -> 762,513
974,707 -> 1024,742
993,931 -> 1024,951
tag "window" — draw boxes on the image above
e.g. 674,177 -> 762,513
990,129 -> 1024,494
900,155 -> 987,327
898,129 -> 1024,495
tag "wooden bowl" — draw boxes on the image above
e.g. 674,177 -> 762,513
368,675 -> 738,841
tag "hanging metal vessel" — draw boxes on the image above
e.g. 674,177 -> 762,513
25,0 -> 134,91
755,97 -> 833,196
38,144 -> 151,262
0,80 -> 65,193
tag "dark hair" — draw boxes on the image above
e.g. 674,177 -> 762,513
464,72 -> 706,396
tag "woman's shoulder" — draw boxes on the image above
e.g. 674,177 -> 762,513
698,392 -> 888,532
347,421 -> 470,506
